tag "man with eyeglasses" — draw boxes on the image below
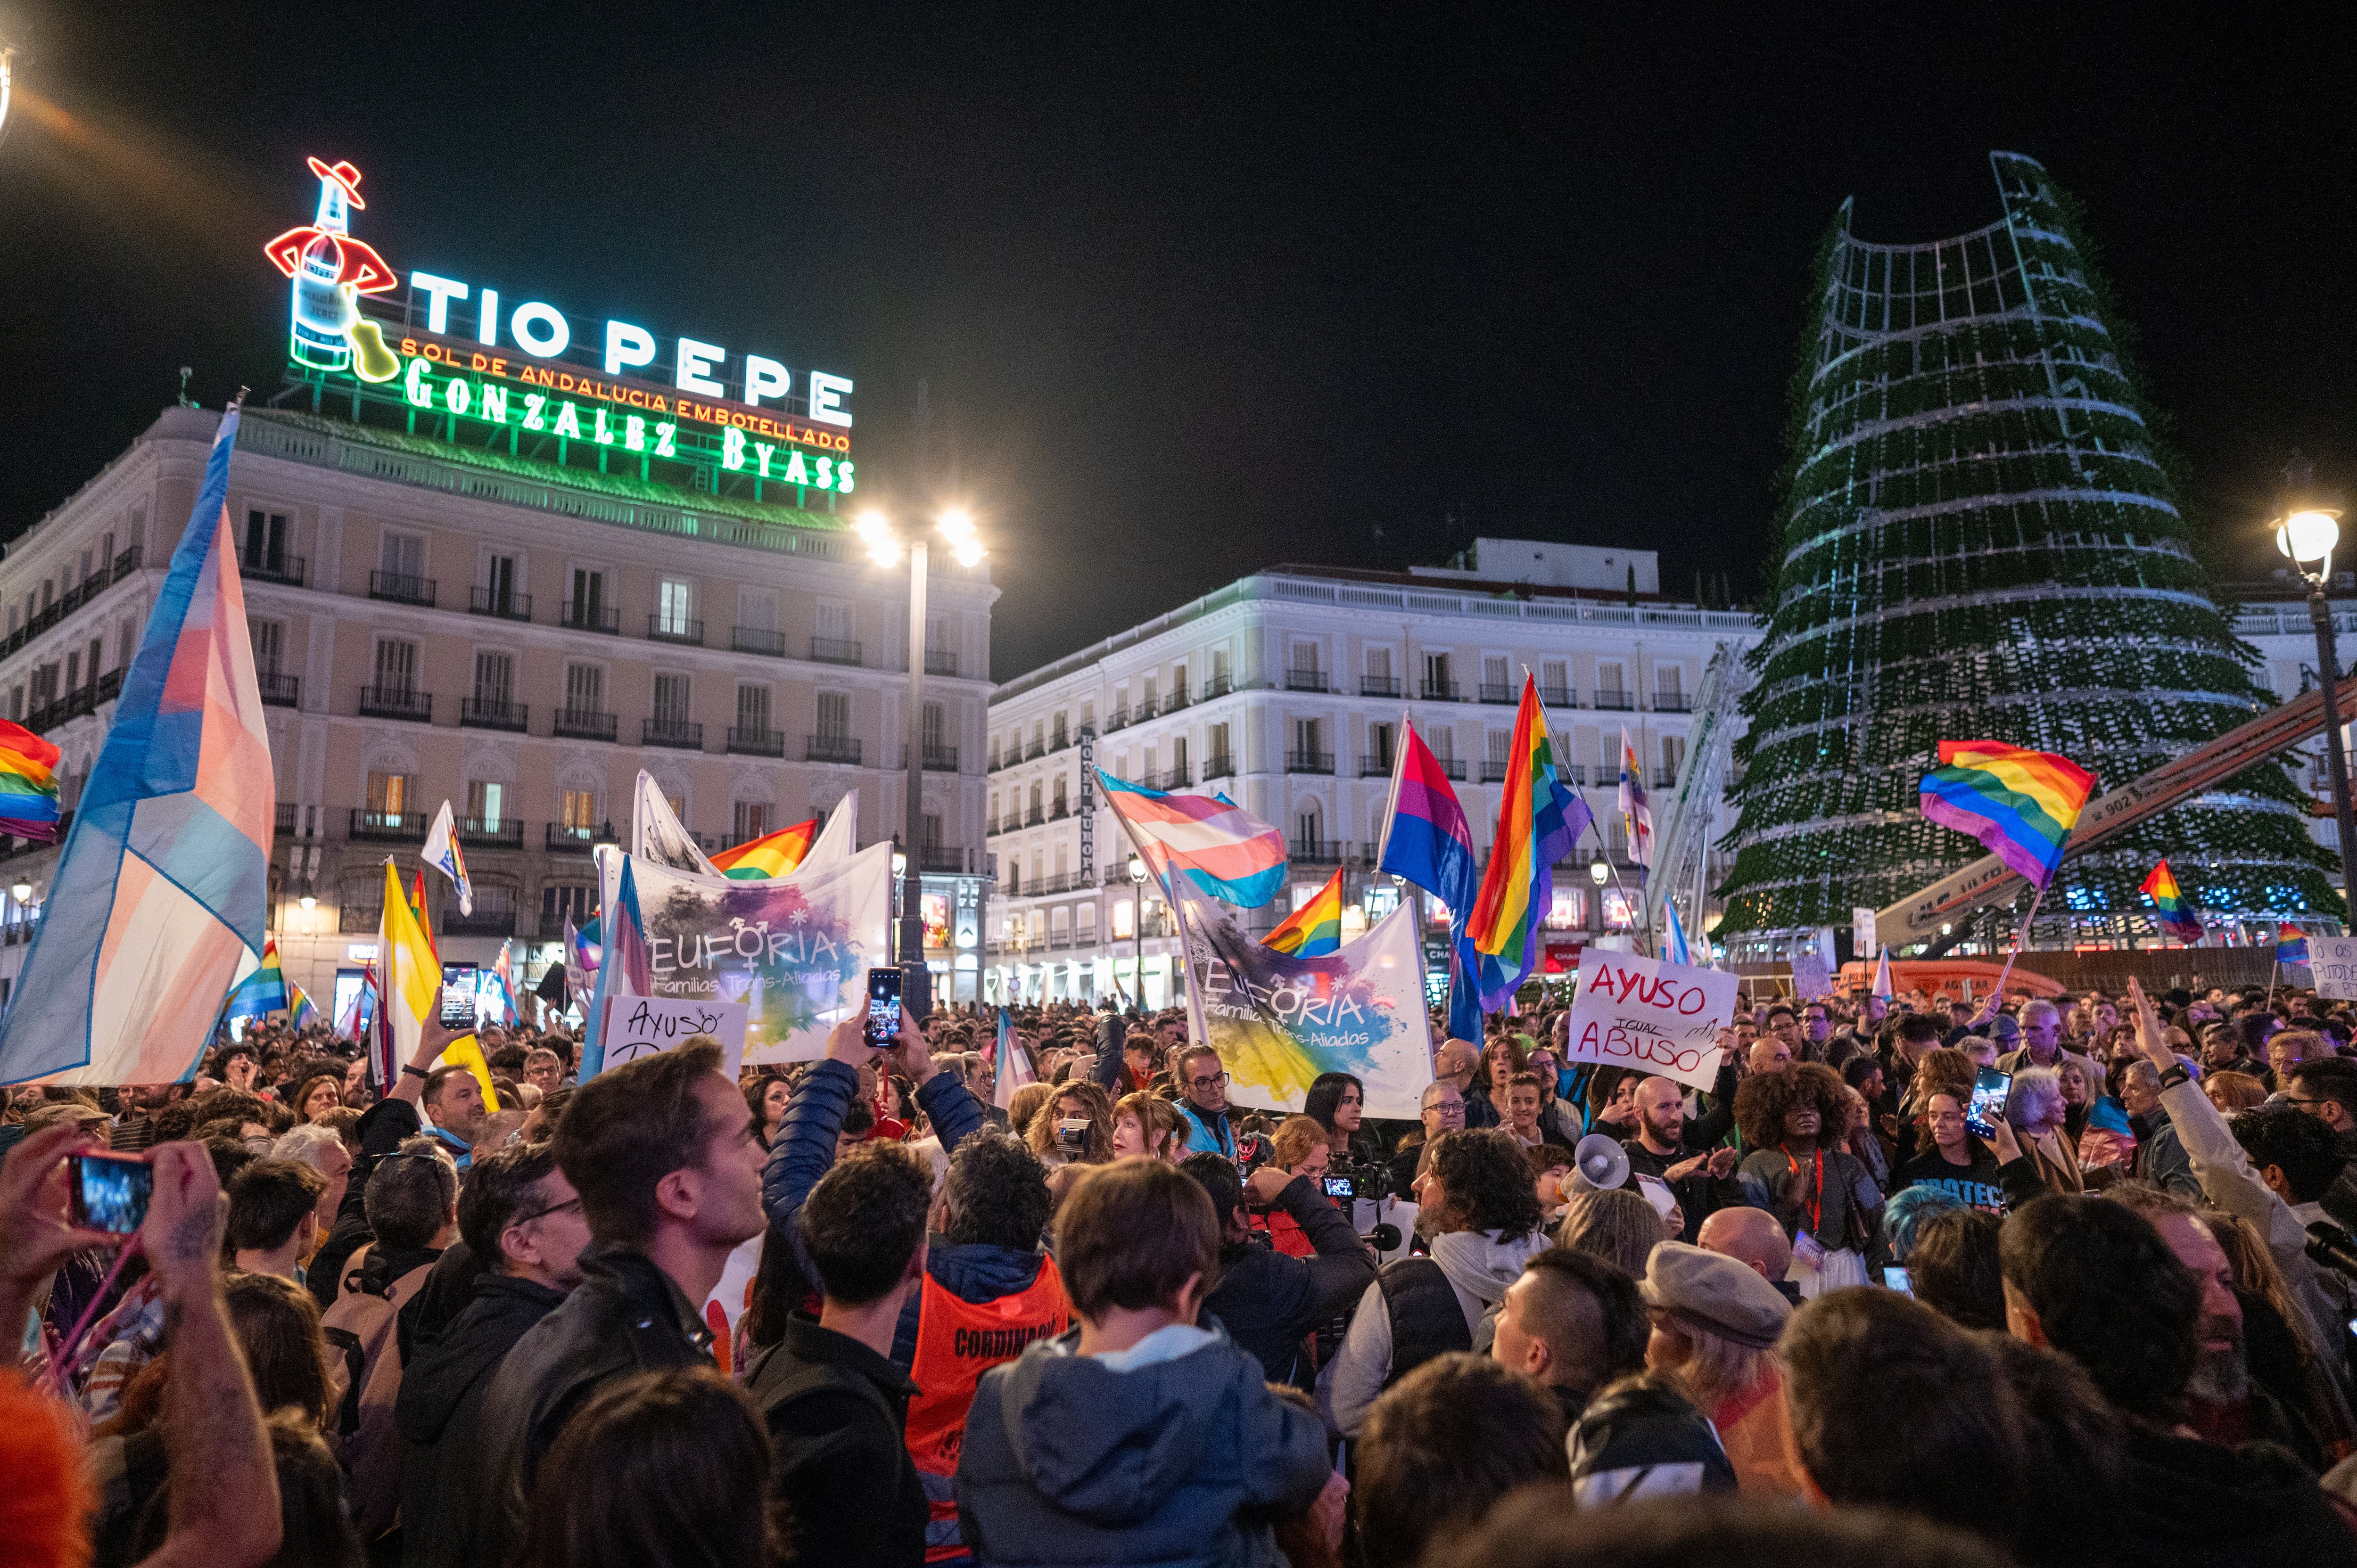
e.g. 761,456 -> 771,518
398,1141 -> 595,1567
1390,1082 -> 1467,1204
1174,1043 -> 1243,1158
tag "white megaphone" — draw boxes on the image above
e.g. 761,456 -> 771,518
1568,1133 -> 1630,1195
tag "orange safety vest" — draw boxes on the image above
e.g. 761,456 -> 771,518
906,1255 -> 1071,1561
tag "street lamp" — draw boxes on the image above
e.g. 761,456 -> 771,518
10,880 -> 30,903
2274,457 -> 2357,913
1128,854 -> 1147,1013
859,507 -> 988,1020
1589,858 -> 1609,887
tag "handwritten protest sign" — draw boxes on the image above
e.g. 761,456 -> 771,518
601,996 -> 749,1078
1790,950 -> 1831,1001
1566,951 -> 1737,1092
2312,936 -> 2357,1001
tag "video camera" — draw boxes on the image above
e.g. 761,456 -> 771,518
1319,1158 -> 1394,1205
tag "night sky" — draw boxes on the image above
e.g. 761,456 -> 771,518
2,5 -> 2349,679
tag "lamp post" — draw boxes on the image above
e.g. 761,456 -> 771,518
858,508 -> 985,1020
1128,854 -> 1147,1013
2275,469 -> 2357,911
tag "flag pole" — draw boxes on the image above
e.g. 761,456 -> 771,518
1987,878 -> 2050,1005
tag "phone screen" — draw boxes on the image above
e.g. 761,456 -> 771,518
865,967 -> 903,1050
70,1151 -> 154,1236
1885,1266 -> 1913,1296
1965,1067 -> 2011,1138
440,970 -> 477,1027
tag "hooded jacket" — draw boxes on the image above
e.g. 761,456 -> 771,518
1321,1227 -> 1549,1437
1201,1172 -> 1376,1386
395,1273 -> 569,1568
954,1323 -> 1330,1568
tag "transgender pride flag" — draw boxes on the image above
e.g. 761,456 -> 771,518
0,405 -> 276,1085
1097,770 -> 1286,908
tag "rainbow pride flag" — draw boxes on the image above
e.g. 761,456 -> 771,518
2140,859 -> 2204,944
1098,771 -> 1286,907
0,719 -> 62,842
1465,675 -> 1594,1010
711,817 -> 820,879
1264,867 -> 1344,957
221,936 -> 293,1021
1918,741 -> 2094,888
2278,924 -> 2311,966
287,979 -> 320,1031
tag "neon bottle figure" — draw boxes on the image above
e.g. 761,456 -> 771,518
265,159 -> 397,377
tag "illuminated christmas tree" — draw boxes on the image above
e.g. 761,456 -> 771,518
1718,152 -> 2335,951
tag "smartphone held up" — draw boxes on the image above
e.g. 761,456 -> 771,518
865,966 -> 904,1051
69,1149 -> 155,1237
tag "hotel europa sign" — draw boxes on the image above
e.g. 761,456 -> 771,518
264,157 -> 855,501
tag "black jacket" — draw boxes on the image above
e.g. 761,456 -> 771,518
1202,1173 -> 1375,1386
396,1273 -> 569,1568
2114,1422 -> 2357,1568
460,1245 -> 714,1567
750,1315 -> 927,1568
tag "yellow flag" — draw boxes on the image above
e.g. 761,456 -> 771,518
379,860 -> 498,1111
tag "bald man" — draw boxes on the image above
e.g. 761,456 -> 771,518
1747,1037 -> 1793,1076
1698,1205 -> 1800,1303
1621,1075 -> 1742,1243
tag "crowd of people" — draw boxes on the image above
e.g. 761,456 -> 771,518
8,972 -> 2357,1566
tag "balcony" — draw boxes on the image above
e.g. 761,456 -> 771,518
1290,838 -> 1348,862
1652,767 -> 1679,788
918,745 -> 959,772
1360,675 -> 1402,698
1049,729 -> 1071,753
545,821 -> 618,853
560,600 -> 620,634
1561,763 -> 1588,787
807,734 -> 862,765
1540,685 -> 1574,708
1592,691 -> 1635,712
1103,706 -> 1129,732
726,726 -> 786,757
1025,739 -> 1047,760
1286,750 -> 1335,774
243,554 -> 306,588
1049,801 -> 1071,819
1479,683 -> 1516,705
456,816 -> 525,850
1420,680 -> 1462,702
924,649 -> 959,677
1203,674 -> 1234,700
1432,756 -> 1467,780
460,697 -> 529,732
357,686 -> 432,722
1163,686 -> 1190,712
643,717 -> 703,750
1144,765 -> 1191,790
732,626 -> 788,657
1134,696 -> 1159,721
444,909 -> 517,937
919,847 -> 969,874
1483,760 -> 1510,783
809,636 -> 863,666
648,615 -> 704,646
553,707 -> 618,741
1360,754 -> 1394,777
1202,754 -> 1236,781
1025,806 -> 1046,827
114,544 -> 143,580
368,571 -> 436,607
257,672 -> 300,708
470,587 -> 533,622
1284,670 -> 1329,694
339,905 -> 382,934
1653,693 -> 1692,713
987,751 -> 1005,772
350,809 -> 427,842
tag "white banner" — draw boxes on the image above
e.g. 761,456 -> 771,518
632,769 -> 722,876
1852,906 -> 1879,961
1173,883 -> 1434,1120
601,996 -> 749,1078
1565,950 -> 1737,1092
2312,936 -> 2357,1000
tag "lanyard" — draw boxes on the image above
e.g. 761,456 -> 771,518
1782,1145 -> 1823,1235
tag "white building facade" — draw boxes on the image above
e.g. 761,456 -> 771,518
0,404 -> 996,1011
983,541 -> 1760,1006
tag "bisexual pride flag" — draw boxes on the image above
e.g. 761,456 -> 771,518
1919,741 -> 2094,889
1097,770 -> 1286,908
2140,859 -> 2205,944
0,406 -> 276,1086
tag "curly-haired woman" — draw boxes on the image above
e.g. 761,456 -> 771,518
1734,1063 -> 1876,1296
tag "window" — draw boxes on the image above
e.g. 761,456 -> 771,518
77,549 -> 94,586
738,588 -> 777,632
1288,644 -> 1320,679
926,614 -> 950,655
380,532 -> 423,582
1423,651 -> 1450,690
249,619 -> 283,676
366,769 -> 411,819
736,684 -> 771,730
560,788 -> 599,830
1111,898 -> 1135,940
1546,888 -> 1585,930
1208,722 -> 1231,764
1541,659 -> 1567,698
542,884 -> 595,926
1657,665 -> 1683,700
1487,729 -> 1512,768
570,567 -> 607,618
658,579 -> 694,636
564,663 -> 604,712
1052,711 -> 1068,748
1294,718 -> 1321,754
5,688 -> 17,721
1483,655 -> 1509,692
816,691 -> 850,741
923,701 -> 946,750
465,780 -> 506,829
1662,735 -> 1686,778
118,621 -> 136,669
1052,775 -> 1068,812
473,652 -> 513,704
1142,675 -> 1157,710
1294,803 -> 1321,847
733,801 -> 770,839
1077,904 -> 1096,938
1368,722 -> 1394,771
1172,665 -> 1187,702
1367,647 -> 1391,679
816,601 -> 851,642
1211,649 -> 1230,690
923,813 -> 943,852
1597,662 -> 1625,698
483,552 -> 519,612
65,651 -> 79,690
1171,735 -> 1188,774
243,509 -> 289,571
1029,781 -> 1044,816
653,673 -> 692,722
1080,701 -> 1095,731
1429,725 -> 1455,762
373,639 -> 418,694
